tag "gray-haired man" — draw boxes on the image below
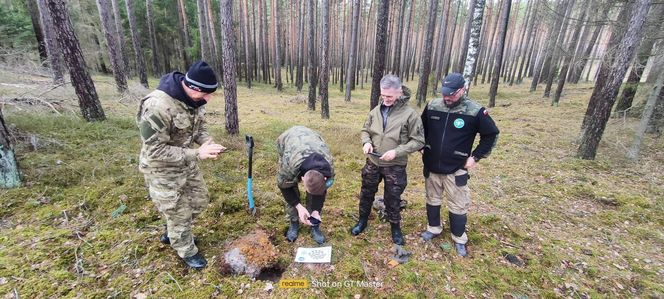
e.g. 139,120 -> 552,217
350,74 -> 425,245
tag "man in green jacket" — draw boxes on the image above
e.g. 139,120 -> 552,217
350,74 -> 425,245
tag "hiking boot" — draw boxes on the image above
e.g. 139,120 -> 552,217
420,230 -> 441,242
454,243 -> 468,257
183,253 -> 207,270
285,221 -> 300,242
390,223 -> 405,245
350,217 -> 368,236
311,225 -> 325,244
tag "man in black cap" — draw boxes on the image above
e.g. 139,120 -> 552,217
137,61 -> 226,269
419,73 -> 499,257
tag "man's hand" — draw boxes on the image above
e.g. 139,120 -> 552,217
379,149 -> 397,161
310,210 -> 321,222
198,139 -> 226,160
296,204 -> 312,226
362,143 -> 374,154
464,156 -> 477,170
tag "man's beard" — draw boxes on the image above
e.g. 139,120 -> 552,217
445,99 -> 461,108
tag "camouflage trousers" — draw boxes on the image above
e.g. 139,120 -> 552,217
358,159 -> 407,224
143,162 -> 209,258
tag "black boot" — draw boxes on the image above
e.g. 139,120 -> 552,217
351,217 -> 368,236
311,225 -> 325,244
390,222 -> 405,245
183,253 -> 207,270
285,221 -> 299,242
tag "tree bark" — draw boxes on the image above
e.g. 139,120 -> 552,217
146,0 -> 160,76
26,0 -> 48,63
125,0 -> 148,88
392,0 -> 408,76
543,0 -> 576,98
37,0 -> 66,85
460,0 -> 485,93
552,1 -> 587,106
219,0 -> 239,135
626,64 -> 663,160
176,0 -> 191,69
241,0 -> 252,88
0,108 -> 21,189
578,0 -> 650,160
433,0 -> 451,95
614,3 -> 664,114
96,0 -> 127,92
488,0 -> 511,108
415,0 -> 439,106
320,0 -> 330,119
272,0 -> 283,90
530,0 -> 567,92
110,0 -> 129,75
47,0 -> 106,121
307,0 -> 317,110
296,0 -> 305,91
456,0 -> 477,73
569,3 -> 609,84
345,0 -> 361,102
197,0 -> 211,62
370,0 -> 390,110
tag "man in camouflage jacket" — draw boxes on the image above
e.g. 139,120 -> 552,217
277,126 -> 334,244
420,73 -> 499,257
350,74 -> 425,245
137,61 -> 225,269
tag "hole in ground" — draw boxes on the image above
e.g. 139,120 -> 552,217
256,265 -> 286,282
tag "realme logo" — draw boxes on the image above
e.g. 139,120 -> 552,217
279,279 -> 309,288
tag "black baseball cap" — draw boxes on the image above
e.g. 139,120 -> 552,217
441,73 -> 465,96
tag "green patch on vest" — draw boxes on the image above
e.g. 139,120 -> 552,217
139,120 -> 157,140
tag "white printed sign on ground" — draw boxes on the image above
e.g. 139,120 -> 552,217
294,246 -> 332,263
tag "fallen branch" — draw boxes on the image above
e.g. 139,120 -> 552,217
166,272 -> 183,292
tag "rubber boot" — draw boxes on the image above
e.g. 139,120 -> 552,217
311,225 -> 325,244
390,222 -> 405,245
183,253 -> 207,270
285,221 -> 300,242
350,217 -> 368,236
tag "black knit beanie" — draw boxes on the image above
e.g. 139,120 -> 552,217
184,61 -> 219,93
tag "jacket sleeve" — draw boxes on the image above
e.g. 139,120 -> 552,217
471,108 -> 499,160
193,108 -> 211,145
394,111 -> 426,157
360,112 -> 373,145
138,101 -> 198,164
276,134 -> 298,189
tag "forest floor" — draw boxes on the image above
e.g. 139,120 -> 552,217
0,67 -> 663,298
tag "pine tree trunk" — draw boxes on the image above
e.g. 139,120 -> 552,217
578,0 -> 650,160
320,0 -> 330,119
552,3 -> 587,106
517,0 -> 539,84
146,0 -> 160,76
96,0 -> 128,93
626,65 -> 663,160
415,0 -> 439,106
0,109 -> 21,189
344,0 -> 361,102
205,0 -> 221,79
391,0 -> 407,76
615,3 -> 664,114
443,1 -> 461,79
219,0 -> 239,135
647,84 -> 664,133
125,0 -> 148,88
241,0 -> 252,88
110,0 -> 129,75
197,0 -> 211,62
543,0 -> 576,98
296,0 -> 305,91
307,0 -> 317,110
508,0 -> 533,86
460,0 -> 484,93
37,0 -> 66,85
46,0 -> 106,121
176,0 -> 191,69
569,4 -> 609,84
26,0 -> 48,63
531,0 -> 567,92
488,0 -> 511,108
400,0 -> 415,79
481,0 -> 502,85
370,0 -> 390,110
433,0 -> 451,95
456,0 -> 476,73
272,0 -> 283,90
